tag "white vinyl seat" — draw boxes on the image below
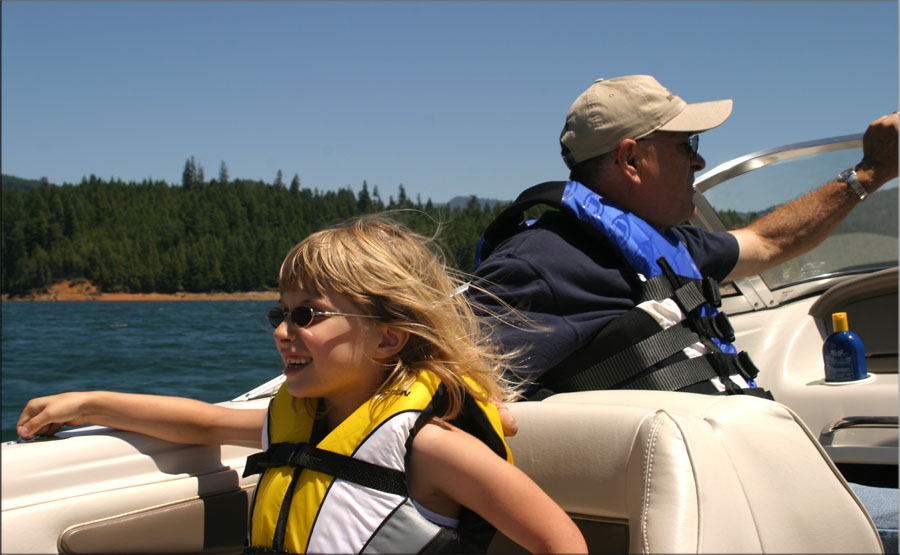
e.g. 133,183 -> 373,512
490,391 -> 883,554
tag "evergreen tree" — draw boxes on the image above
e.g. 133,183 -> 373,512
274,170 -> 284,190
358,180 -> 373,212
219,161 -> 229,185
0,171 -> 537,295
372,185 -> 384,210
290,174 -> 300,194
182,156 -> 197,189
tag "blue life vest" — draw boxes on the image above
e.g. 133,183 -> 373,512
476,181 -> 761,394
558,180 -> 738,356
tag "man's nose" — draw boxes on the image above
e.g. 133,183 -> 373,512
692,151 -> 706,171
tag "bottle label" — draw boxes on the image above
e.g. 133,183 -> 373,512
824,349 -> 856,381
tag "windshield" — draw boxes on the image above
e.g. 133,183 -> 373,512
696,141 -> 898,291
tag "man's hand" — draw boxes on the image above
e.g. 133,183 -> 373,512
857,112 -> 899,193
725,112 -> 898,283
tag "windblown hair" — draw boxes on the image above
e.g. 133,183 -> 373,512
278,214 -> 523,420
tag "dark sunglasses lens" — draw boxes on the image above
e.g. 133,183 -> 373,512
267,308 -> 284,328
267,307 -> 315,328
290,307 -> 314,327
691,136 -> 699,153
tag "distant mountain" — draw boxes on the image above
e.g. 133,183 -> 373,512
2,174 -> 53,190
839,186 -> 898,236
443,196 -> 508,211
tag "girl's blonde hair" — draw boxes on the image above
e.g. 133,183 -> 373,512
278,214 -> 522,420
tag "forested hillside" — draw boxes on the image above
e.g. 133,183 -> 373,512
7,168 -> 894,298
1,173 -> 509,296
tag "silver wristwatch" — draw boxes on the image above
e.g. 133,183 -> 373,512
838,168 -> 868,200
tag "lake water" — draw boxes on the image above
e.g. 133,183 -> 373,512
1,301 -> 285,442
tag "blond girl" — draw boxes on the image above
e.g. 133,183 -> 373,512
18,215 -> 586,554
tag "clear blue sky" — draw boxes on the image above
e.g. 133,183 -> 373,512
2,1 -> 897,203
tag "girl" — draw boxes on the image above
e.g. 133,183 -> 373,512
17,215 -> 586,554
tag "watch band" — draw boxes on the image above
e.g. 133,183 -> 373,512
838,168 -> 868,201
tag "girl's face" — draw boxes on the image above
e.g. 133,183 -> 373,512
273,288 -> 390,424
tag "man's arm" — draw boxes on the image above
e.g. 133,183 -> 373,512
725,113 -> 898,282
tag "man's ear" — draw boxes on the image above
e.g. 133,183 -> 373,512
614,139 -> 641,183
373,324 -> 410,360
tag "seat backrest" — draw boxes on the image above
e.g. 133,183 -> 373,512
490,391 -> 882,554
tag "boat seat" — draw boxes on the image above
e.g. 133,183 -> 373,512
489,390 -> 883,554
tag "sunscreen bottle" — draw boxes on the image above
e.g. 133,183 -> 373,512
823,312 -> 868,382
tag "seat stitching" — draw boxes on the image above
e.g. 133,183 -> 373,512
641,413 -> 664,554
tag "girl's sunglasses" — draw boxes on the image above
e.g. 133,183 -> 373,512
267,306 -> 377,328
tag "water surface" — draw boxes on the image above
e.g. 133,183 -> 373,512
2,301 -> 283,442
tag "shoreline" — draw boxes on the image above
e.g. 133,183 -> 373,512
1,280 -> 279,302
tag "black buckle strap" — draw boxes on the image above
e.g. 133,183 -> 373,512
737,351 -> 760,381
638,275 -> 677,303
243,442 -> 408,497
555,324 -> 701,391
622,357 -> 720,391
672,281 -> 708,315
641,264 -> 721,312
706,351 -> 760,383
702,277 -> 722,308
243,546 -> 291,554
691,312 -> 736,343
243,443 -> 302,477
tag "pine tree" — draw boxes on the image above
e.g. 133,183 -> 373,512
219,161 -> 229,185
182,157 -> 197,189
372,185 -> 385,210
357,180 -> 373,212
290,174 -> 300,194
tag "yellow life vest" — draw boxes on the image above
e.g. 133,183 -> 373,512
244,370 -> 511,554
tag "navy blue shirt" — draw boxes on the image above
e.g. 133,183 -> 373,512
470,210 -> 740,385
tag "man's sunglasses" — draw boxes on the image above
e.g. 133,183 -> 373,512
640,134 -> 699,155
267,306 -> 377,328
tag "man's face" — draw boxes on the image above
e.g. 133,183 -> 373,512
632,132 -> 706,230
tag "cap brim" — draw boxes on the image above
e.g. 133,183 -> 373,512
658,99 -> 733,134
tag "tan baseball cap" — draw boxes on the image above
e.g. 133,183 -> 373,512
560,75 -> 733,169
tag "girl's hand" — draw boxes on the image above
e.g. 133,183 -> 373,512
17,392 -> 93,439
16,391 -> 266,448
493,399 -> 518,437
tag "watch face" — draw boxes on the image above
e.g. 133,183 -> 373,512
838,169 -> 867,199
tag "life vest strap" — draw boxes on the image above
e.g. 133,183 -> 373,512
707,351 -> 761,383
640,273 -> 723,311
244,442 -> 408,497
691,312 -> 736,343
621,356 -> 721,391
554,324 -> 703,391
243,546 -> 290,554
621,351 -> 759,393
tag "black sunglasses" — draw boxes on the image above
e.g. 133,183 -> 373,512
267,306 -> 377,328
640,134 -> 699,155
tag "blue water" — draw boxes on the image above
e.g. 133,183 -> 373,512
1,301 -> 284,442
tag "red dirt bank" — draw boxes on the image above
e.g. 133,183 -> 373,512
2,280 -> 279,302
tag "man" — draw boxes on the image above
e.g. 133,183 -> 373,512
471,75 -> 898,398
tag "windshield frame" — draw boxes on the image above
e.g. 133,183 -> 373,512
689,133 -> 898,315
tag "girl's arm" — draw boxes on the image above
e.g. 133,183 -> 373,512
410,420 -> 587,554
16,391 -> 266,449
